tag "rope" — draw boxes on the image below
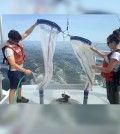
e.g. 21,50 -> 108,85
61,16 -> 71,95
62,34 -> 67,95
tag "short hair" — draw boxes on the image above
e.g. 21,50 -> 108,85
107,34 -> 120,44
8,30 -> 22,42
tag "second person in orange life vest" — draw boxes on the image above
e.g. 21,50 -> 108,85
2,22 -> 38,104
91,34 -> 120,104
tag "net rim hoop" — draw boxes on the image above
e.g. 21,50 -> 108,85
37,19 -> 61,32
70,36 -> 92,45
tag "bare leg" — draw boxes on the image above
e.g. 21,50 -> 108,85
18,88 -> 22,99
9,89 -> 15,104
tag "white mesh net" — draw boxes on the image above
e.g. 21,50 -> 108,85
37,23 -> 60,90
70,38 -> 96,91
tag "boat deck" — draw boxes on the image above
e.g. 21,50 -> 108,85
1,84 -> 109,104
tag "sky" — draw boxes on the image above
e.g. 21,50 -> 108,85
1,1 -> 120,43
1,14 -> 120,42
0,0 -> 120,14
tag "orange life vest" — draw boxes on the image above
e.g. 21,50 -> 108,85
2,43 -> 26,65
101,49 -> 120,82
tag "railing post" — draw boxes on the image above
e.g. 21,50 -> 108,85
0,15 -> 4,101
0,72 -> 3,101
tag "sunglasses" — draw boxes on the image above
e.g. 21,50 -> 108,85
107,40 -> 113,45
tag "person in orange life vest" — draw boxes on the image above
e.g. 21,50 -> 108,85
2,22 -> 38,104
91,34 -> 120,104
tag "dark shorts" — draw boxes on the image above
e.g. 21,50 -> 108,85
8,70 -> 25,90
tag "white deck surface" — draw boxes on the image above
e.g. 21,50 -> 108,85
1,85 -> 109,104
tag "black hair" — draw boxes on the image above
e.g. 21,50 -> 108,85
8,30 -> 22,42
107,34 -> 120,45
113,28 -> 120,38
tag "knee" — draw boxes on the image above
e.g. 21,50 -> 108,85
9,89 -> 16,94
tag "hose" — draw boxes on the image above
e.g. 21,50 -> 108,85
14,75 -> 26,104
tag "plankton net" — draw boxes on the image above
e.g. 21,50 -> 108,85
37,19 -> 61,101
70,36 -> 96,104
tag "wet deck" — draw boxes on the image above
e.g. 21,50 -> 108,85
1,84 -> 109,104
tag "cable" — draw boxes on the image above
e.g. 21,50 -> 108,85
14,75 -> 26,104
62,34 -> 67,95
61,16 -> 70,97
61,16 -> 71,38
60,16 -> 70,95
116,14 -> 120,25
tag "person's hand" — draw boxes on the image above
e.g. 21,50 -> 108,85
92,65 -> 97,69
90,46 -> 97,52
24,69 -> 32,75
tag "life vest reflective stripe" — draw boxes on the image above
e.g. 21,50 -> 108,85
2,43 -> 26,65
101,49 -> 120,81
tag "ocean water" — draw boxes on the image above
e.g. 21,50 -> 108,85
23,41 -> 84,85
0,41 -> 108,86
